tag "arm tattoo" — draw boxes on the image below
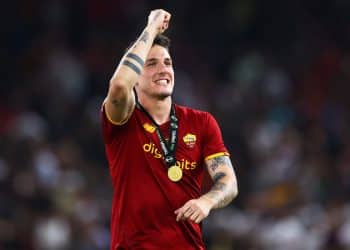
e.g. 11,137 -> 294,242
205,180 -> 233,209
211,181 -> 225,193
213,172 -> 226,183
112,99 -> 121,106
126,53 -> 144,67
140,31 -> 149,43
204,156 -> 236,209
122,60 -> 141,75
209,157 -> 228,172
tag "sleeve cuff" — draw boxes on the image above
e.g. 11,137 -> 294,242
103,100 -> 132,126
204,152 -> 230,161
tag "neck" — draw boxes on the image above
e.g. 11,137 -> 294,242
138,95 -> 172,125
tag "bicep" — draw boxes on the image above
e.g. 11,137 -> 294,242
104,85 -> 135,125
205,155 -> 235,182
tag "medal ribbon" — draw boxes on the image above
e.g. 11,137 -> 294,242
134,90 -> 178,167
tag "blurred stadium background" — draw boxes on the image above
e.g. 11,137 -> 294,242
1,0 -> 350,249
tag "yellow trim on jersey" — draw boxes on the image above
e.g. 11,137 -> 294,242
103,101 -> 133,126
205,152 -> 230,161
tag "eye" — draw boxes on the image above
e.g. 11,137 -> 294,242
146,62 -> 156,67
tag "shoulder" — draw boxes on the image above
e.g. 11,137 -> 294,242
101,103 -> 140,143
175,104 -> 223,136
175,104 -> 213,121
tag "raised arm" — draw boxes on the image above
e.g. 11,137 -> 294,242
105,9 -> 171,123
175,155 -> 238,223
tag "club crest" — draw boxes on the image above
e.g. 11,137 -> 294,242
183,133 -> 197,148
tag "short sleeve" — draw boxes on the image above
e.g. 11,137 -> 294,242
100,103 -> 133,145
201,113 -> 230,160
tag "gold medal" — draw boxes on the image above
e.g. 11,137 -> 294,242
168,165 -> 183,182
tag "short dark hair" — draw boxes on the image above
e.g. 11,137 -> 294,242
125,34 -> 171,53
152,34 -> 171,51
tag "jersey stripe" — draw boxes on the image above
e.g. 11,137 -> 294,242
204,152 -> 230,161
103,102 -> 133,125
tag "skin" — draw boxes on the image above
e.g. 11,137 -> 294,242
174,155 -> 237,223
135,45 -> 175,124
136,46 -> 174,100
105,9 -> 238,224
106,9 -> 171,125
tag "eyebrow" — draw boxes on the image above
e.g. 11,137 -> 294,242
145,57 -> 172,63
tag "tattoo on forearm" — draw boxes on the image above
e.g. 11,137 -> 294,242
213,172 -> 226,183
126,53 -> 144,67
210,172 -> 226,194
140,31 -> 149,43
122,60 -> 141,75
204,156 -> 236,209
211,182 -> 225,193
206,174 -> 233,209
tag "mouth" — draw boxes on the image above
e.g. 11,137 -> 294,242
154,78 -> 170,86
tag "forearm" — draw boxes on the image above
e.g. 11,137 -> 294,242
110,25 -> 158,89
201,173 -> 237,209
175,156 -> 238,223
104,10 -> 170,123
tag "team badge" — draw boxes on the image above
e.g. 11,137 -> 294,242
143,123 -> 156,133
183,133 -> 197,148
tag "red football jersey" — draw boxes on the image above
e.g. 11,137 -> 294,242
101,103 -> 229,250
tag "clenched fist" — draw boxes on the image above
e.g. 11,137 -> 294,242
147,9 -> 171,34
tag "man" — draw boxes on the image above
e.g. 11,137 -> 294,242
101,9 -> 238,250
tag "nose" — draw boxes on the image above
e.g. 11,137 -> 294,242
156,61 -> 167,71
156,62 -> 171,75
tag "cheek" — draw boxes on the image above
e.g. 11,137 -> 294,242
141,70 -> 154,79
139,73 -> 152,83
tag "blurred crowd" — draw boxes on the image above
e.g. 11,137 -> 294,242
1,0 -> 350,249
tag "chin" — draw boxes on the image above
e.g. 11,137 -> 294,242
154,90 -> 172,100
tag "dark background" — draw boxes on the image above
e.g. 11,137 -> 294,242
1,0 -> 350,249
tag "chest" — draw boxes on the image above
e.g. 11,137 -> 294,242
135,114 -> 203,170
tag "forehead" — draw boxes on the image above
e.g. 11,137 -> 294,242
146,45 -> 171,60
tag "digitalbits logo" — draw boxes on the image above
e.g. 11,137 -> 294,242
142,142 -> 197,170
